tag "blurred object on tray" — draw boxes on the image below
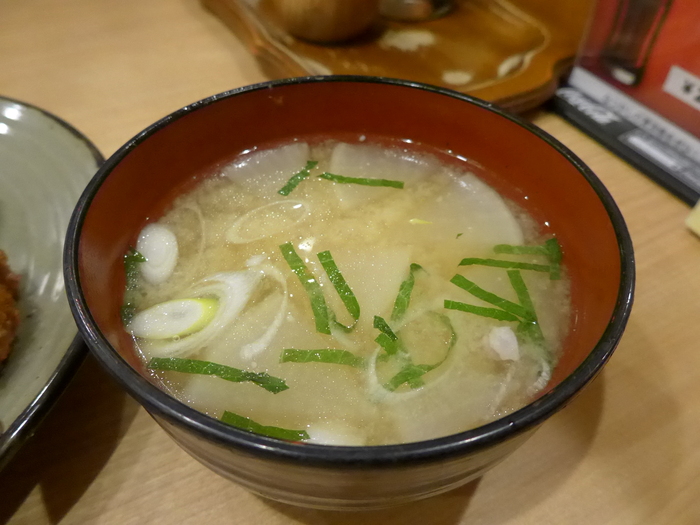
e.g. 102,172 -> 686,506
201,0 -> 594,112
553,0 -> 700,205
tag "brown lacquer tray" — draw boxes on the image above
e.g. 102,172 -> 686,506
202,0 -> 593,112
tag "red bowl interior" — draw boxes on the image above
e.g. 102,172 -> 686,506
77,79 -> 623,393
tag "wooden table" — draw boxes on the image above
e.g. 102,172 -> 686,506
2,0 -> 699,523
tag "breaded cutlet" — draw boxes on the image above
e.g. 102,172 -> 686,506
0,250 -> 20,363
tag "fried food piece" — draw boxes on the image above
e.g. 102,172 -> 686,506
0,250 -> 20,362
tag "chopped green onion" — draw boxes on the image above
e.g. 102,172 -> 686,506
507,270 -> 545,343
409,218 -> 432,225
493,244 -> 549,256
391,263 -> 423,322
456,233 -> 463,239
122,247 -> 147,325
317,250 -> 360,324
280,242 -> 331,335
221,411 -> 309,441
121,304 -> 136,325
544,238 -> 562,279
277,160 -> 318,196
148,357 -> 288,394
458,258 -> 551,273
373,315 -> 397,341
494,238 -> 563,280
124,247 -> 146,290
443,300 -> 519,322
449,274 -> 533,321
384,363 -> 433,391
280,348 -> 364,368
375,332 -> 401,355
318,172 -> 404,189
382,313 -> 457,391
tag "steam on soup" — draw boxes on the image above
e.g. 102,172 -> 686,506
123,139 -> 570,446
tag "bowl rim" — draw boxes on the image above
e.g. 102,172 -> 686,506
64,75 -> 635,468
0,94 -> 103,471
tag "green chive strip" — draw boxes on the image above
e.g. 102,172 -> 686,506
277,160 -> 318,196
148,357 -> 288,394
373,315 -> 398,341
383,313 -> 457,391
375,333 -> 401,355
443,300 -> 519,322
494,238 -> 563,280
280,348 -> 364,368
280,242 -> 331,335
318,172 -> 404,189
122,247 -> 147,325
458,258 -> 551,273
384,364 -> 433,391
391,263 -> 423,322
221,411 -> 309,441
449,274 -> 533,321
317,250 -> 360,323
507,270 -> 545,343
124,247 -> 146,290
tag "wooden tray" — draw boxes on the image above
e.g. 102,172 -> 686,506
202,0 -> 593,113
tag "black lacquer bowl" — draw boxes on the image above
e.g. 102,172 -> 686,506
64,77 -> 634,510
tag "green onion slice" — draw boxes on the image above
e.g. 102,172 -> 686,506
317,250 -> 360,324
382,313 -> 457,391
280,242 -> 331,335
280,348 -> 364,368
124,247 -> 146,290
507,270 -> 545,344
221,411 -> 309,441
373,315 -> 398,341
277,160 -> 318,196
458,258 -> 551,273
443,300 -> 520,322
318,172 -> 404,189
122,247 -> 147,324
391,263 -> 423,322
449,274 -> 533,321
148,357 -> 288,394
494,238 -> 563,279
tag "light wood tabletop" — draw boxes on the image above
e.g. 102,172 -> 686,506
1,0 -> 699,523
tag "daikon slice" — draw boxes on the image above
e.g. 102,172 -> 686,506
222,142 -> 310,197
328,143 -> 434,208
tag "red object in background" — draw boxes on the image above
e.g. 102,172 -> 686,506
578,0 -> 700,138
600,0 -> 674,86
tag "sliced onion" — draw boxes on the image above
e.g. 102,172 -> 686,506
240,264 -> 289,359
226,200 -> 310,244
136,223 -> 179,285
129,298 -> 219,340
133,271 -> 262,358
306,421 -> 367,446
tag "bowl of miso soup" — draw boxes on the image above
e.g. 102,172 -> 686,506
65,76 -> 634,510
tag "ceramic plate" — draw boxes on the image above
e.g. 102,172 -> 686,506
0,96 -> 103,470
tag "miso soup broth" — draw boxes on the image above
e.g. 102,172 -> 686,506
124,139 -> 571,446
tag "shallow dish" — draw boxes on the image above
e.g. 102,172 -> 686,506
65,76 -> 634,509
0,96 -> 103,470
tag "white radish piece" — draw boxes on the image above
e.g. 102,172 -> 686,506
136,223 -> 179,285
226,200 -> 309,244
487,326 -> 520,361
328,142 -> 433,208
306,421 -> 367,446
222,142 -> 310,197
129,298 -> 219,340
